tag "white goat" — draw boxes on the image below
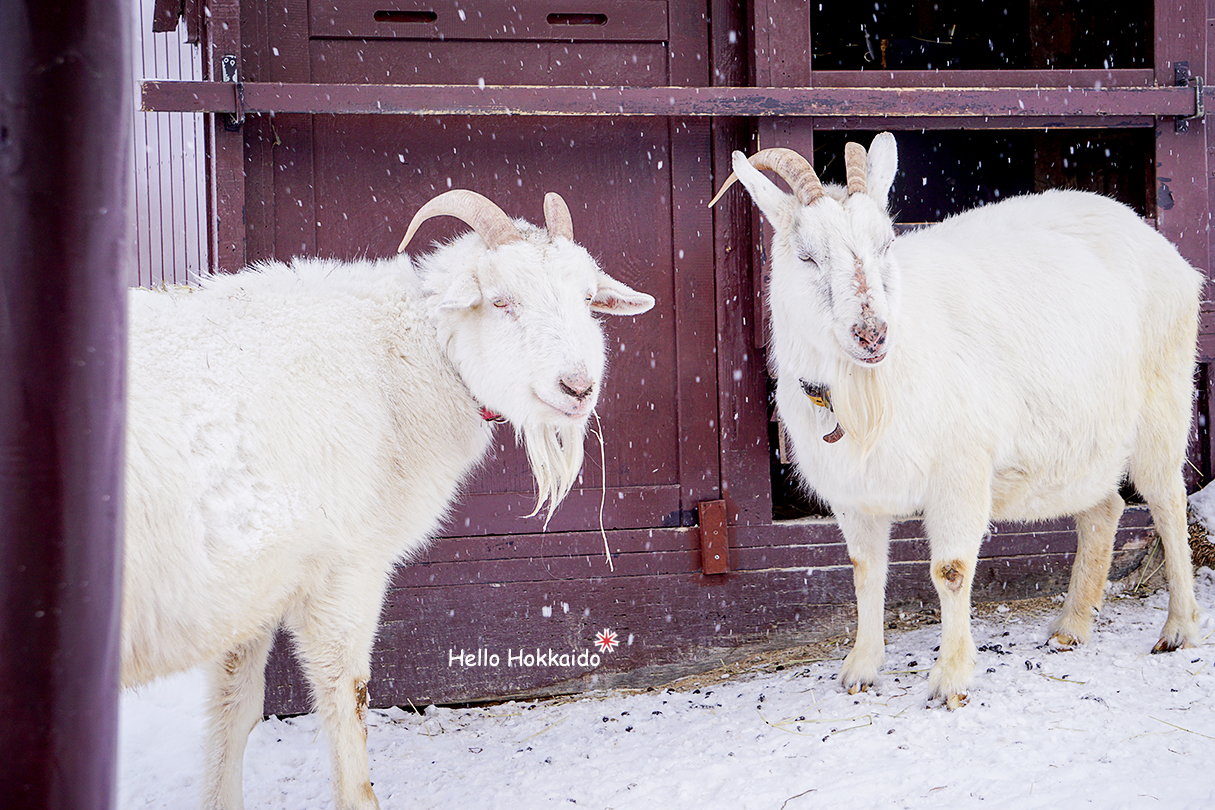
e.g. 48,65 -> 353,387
122,189 -> 654,809
712,133 -> 1203,708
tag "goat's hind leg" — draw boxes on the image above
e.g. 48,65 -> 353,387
1049,493 -> 1123,650
201,630 -> 275,810
1138,472 -> 1200,652
1131,351 -> 1201,652
837,510 -> 893,694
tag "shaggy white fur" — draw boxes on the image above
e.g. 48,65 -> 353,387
122,191 -> 654,809
717,133 -> 1204,709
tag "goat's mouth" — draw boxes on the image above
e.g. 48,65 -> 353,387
535,391 -> 595,421
858,350 -> 887,365
839,338 -> 889,366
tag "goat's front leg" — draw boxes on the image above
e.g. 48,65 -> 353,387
923,472 -> 990,709
837,509 -> 893,694
288,569 -> 389,810
201,630 -> 275,810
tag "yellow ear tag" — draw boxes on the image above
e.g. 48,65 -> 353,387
800,379 -> 845,443
800,380 -> 833,411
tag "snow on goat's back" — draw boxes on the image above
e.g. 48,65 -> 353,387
122,189 -> 654,810
714,133 -> 1203,711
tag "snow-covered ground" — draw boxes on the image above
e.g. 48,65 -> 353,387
120,566 -> 1215,809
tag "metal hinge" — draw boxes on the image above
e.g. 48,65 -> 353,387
1174,61 -> 1205,133
698,500 -> 729,575
221,54 -> 245,131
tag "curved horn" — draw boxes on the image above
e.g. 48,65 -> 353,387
845,142 -> 868,196
709,147 -> 825,208
397,189 -> 523,254
707,174 -> 738,208
543,192 -> 574,241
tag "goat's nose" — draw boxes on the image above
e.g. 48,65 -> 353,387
853,318 -> 888,354
559,372 -> 595,401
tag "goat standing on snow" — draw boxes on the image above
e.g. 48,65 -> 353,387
712,133 -> 1203,708
123,190 -> 654,809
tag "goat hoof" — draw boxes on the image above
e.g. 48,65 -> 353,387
944,693 -> 969,710
846,682 -> 870,696
1047,632 -> 1080,652
1151,636 -> 1191,654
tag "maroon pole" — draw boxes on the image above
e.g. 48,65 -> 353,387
0,2 -> 130,808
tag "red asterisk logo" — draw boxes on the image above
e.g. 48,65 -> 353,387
594,628 -> 619,653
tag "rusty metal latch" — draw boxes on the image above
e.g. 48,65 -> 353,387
698,500 -> 729,575
1189,75 -> 1205,120
1174,61 -> 1205,133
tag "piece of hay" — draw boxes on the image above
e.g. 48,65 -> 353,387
1188,506 -> 1215,569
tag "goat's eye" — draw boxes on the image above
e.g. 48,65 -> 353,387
492,297 -> 509,309
798,252 -> 817,265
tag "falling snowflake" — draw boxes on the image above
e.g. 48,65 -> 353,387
594,628 -> 619,654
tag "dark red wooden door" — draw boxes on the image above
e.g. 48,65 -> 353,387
218,0 -> 728,710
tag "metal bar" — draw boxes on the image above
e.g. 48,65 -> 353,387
0,2 -> 129,808
141,80 -> 1203,118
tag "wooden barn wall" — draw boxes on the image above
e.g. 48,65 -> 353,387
140,0 -> 1214,713
131,0 -> 209,287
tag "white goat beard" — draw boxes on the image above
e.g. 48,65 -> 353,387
520,420 -> 587,525
831,359 -> 891,459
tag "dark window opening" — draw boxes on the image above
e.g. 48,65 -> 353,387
816,129 -> 1153,221
810,1 -> 1151,71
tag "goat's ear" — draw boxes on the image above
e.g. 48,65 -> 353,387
437,269 -> 483,310
591,272 -> 656,316
866,132 -> 898,209
730,151 -> 793,230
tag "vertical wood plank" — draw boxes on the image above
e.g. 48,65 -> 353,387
0,3 -> 129,805
1156,0 -> 1212,509
268,0 -> 316,261
1154,1 -> 1210,293
238,0 -> 276,265
712,0 -> 773,525
1204,10 -> 1215,361
205,0 -> 246,272
747,1 -> 815,522
670,0 -> 721,517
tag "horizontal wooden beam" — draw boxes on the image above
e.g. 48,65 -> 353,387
140,81 -> 1205,119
